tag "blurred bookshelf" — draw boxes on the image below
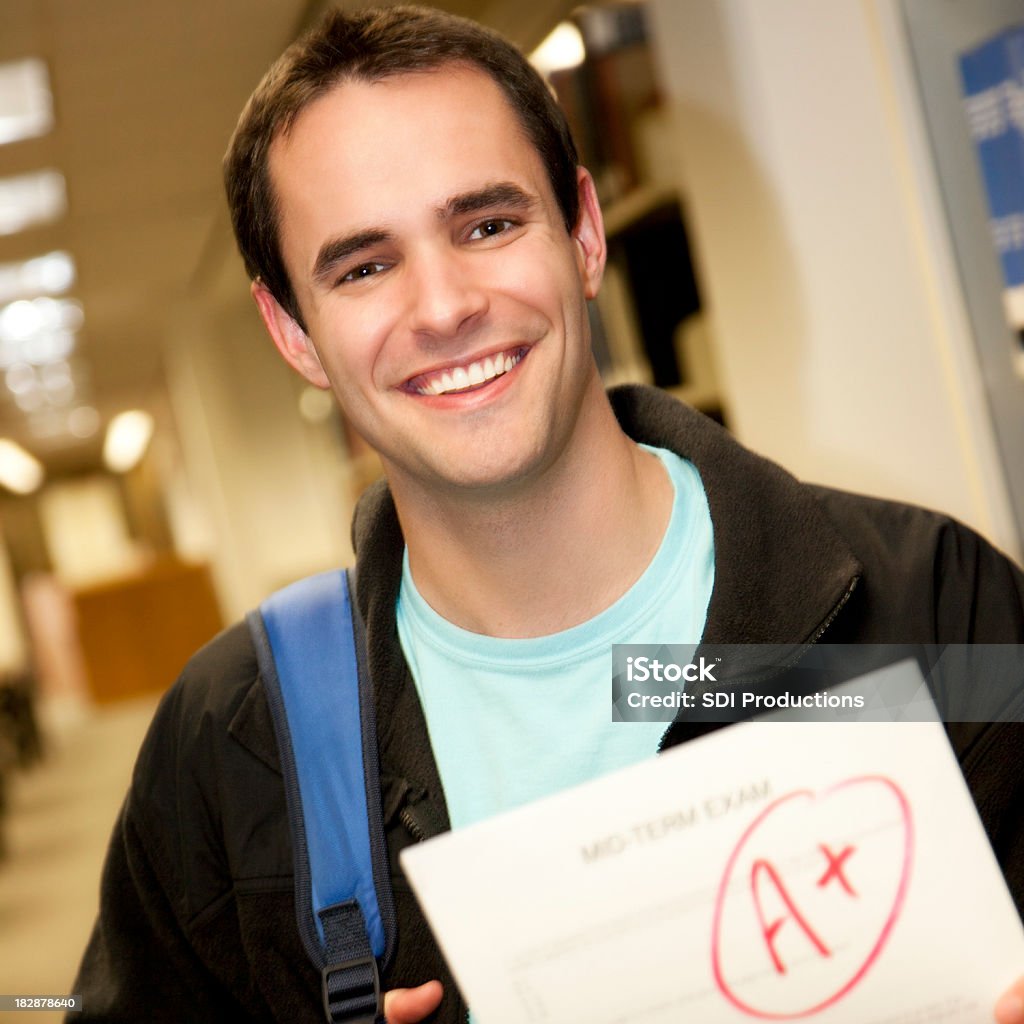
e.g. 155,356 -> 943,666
548,1 -> 726,423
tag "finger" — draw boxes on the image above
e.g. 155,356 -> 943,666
995,975 -> 1024,1024
383,979 -> 444,1023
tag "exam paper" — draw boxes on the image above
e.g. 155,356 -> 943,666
401,661 -> 1024,1023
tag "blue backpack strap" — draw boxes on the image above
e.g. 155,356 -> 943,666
246,569 -> 395,1024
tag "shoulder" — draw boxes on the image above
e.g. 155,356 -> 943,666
126,621 -> 286,919
131,621 -> 264,794
807,484 -> 1018,579
809,486 -> 974,566
808,485 -> 1024,643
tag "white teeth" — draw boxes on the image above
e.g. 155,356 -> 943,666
416,348 -> 523,395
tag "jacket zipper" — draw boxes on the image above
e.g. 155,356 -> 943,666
398,804 -> 433,843
755,574 -> 861,674
397,803 -> 471,1023
807,576 -> 859,645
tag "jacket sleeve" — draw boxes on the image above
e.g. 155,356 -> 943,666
933,515 -> 1024,642
70,799 -> 241,1022
928,518 -> 1024,917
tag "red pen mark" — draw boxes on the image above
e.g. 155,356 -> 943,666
751,859 -> 831,975
816,843 -> 857,897
711,776 -> 913,1020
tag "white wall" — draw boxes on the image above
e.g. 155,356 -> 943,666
648,0 -> 1019,559
164,286 -> 355,621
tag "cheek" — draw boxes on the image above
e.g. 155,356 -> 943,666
547,262 -> 590,341
503,245 -> 584,323
311,311 -> 392,390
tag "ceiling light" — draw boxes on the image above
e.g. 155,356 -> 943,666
68,405 -> 99,439
0,296 -> 82,367
14,388 -> 44,412
0,296 -> 83,339
42,378 -> 74,406
20,329 -> 75,365
0,169 -> 66,236
0,59 -> 54,146
104,410 -> 154,473
0,251 -> 75,304
0,438 -> 44,494
5,361 -> 36,395
39,360 -> 70,388
530,22 -> 586,76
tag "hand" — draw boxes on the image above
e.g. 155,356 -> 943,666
996,976 -> 1024,1023
383,980 -> 444,1023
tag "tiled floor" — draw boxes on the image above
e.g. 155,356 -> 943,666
0,696 -> 159,1023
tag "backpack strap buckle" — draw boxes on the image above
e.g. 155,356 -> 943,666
321,953 -> 382,1024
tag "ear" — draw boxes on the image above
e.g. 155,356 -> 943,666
572,167 -> 607,300
251,280 -> 331,389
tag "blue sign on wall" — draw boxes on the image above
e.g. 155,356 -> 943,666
960,26 -> 1024,290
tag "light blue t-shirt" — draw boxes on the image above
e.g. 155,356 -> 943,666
396,446 -> 715,832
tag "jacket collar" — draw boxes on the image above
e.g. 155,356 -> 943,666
608,385 -> 861,646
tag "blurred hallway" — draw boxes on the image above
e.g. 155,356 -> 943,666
0,2 -> 1023,1020
0,697 -> 158,1023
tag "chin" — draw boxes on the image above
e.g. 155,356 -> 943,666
441,446 -> 556,497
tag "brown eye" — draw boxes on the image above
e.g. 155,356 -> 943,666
340,261 -> 386,284
469,218 -> 515,241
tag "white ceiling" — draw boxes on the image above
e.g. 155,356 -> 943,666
0,0 -> 573,472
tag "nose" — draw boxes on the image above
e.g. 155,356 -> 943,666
403,245 -> 488,340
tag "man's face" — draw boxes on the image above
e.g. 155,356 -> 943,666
255,65 -> 606,500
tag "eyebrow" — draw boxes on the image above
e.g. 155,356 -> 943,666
309,182 -> 537,286
312,229 -> 394,286
442,182 -> 536,219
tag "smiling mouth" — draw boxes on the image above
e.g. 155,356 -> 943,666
404,346 -> 527,396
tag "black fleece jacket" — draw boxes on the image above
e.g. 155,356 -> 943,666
71,386 -> 1024,1023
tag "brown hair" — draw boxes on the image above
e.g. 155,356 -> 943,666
224,4 -> 580,330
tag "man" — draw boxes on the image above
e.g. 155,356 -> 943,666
73,6 -> 1024,1023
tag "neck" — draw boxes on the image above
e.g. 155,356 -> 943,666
388,384 -> 674,638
